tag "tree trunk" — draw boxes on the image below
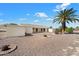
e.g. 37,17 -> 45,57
62,21 -> 66,33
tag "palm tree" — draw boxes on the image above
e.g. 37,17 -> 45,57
53,8 -> 79,33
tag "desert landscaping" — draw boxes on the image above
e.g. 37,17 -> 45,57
0,3 -> 79,56
0,32 -> 79,56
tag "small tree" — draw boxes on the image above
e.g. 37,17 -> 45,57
66,27 -> 73,33
49,26 -> 52,28
76,26 -> 79,30
53,8 -> 79,33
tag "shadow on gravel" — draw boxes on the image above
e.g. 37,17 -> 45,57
64,32 -> 79,34
25,33 -> 33,36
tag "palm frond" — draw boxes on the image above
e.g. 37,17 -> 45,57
53,8 -> 79,24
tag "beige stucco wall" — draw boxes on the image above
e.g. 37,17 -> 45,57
7,27 -> 25,37
38,28 -> 41,32
25,27 -> 33,34
48,29 -> 53,32
45,28 -> 48,32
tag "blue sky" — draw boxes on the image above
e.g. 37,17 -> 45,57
0,3 -> 79,28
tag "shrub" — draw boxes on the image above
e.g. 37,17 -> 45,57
66,27 -> 73,33
44,35 -> 47,37
1,45 -> 10,51
25,33 -> 32,36
54,29 -> 59,34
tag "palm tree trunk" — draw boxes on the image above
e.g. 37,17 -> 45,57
62,21 -> 66,33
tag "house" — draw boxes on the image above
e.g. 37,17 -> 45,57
20,24 -> 48,33
7,25 -> 25,37
7,24 -> 49,37
0,24 -> 49,37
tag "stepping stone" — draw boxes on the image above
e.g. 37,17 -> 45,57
62,49 -> 68,55
62,46 -> 75,56
67,46 -> 74,50
74,41 -> 79,43
75,47 -> 79,52
72,42 -> 76,44
70,47 -> 79,56
62,49 -> 67,52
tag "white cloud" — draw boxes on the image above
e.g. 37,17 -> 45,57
18,18 -> 27,21
35,12 -> 48,18
26,13 -> 30,16
46,18 -> 53,21
54,3 -> 71,11
34,20 -> 39,23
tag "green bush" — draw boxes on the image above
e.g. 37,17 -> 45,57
66,27 -> 73,33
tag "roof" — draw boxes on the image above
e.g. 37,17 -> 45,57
19,24 -> 48,28
0,24 -> 48,28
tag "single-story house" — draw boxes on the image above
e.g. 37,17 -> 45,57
7,24 -> 49,37
20,24 -> 48,33
0,24 -> 49,37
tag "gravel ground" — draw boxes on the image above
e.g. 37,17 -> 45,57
0,32 -> 79,56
